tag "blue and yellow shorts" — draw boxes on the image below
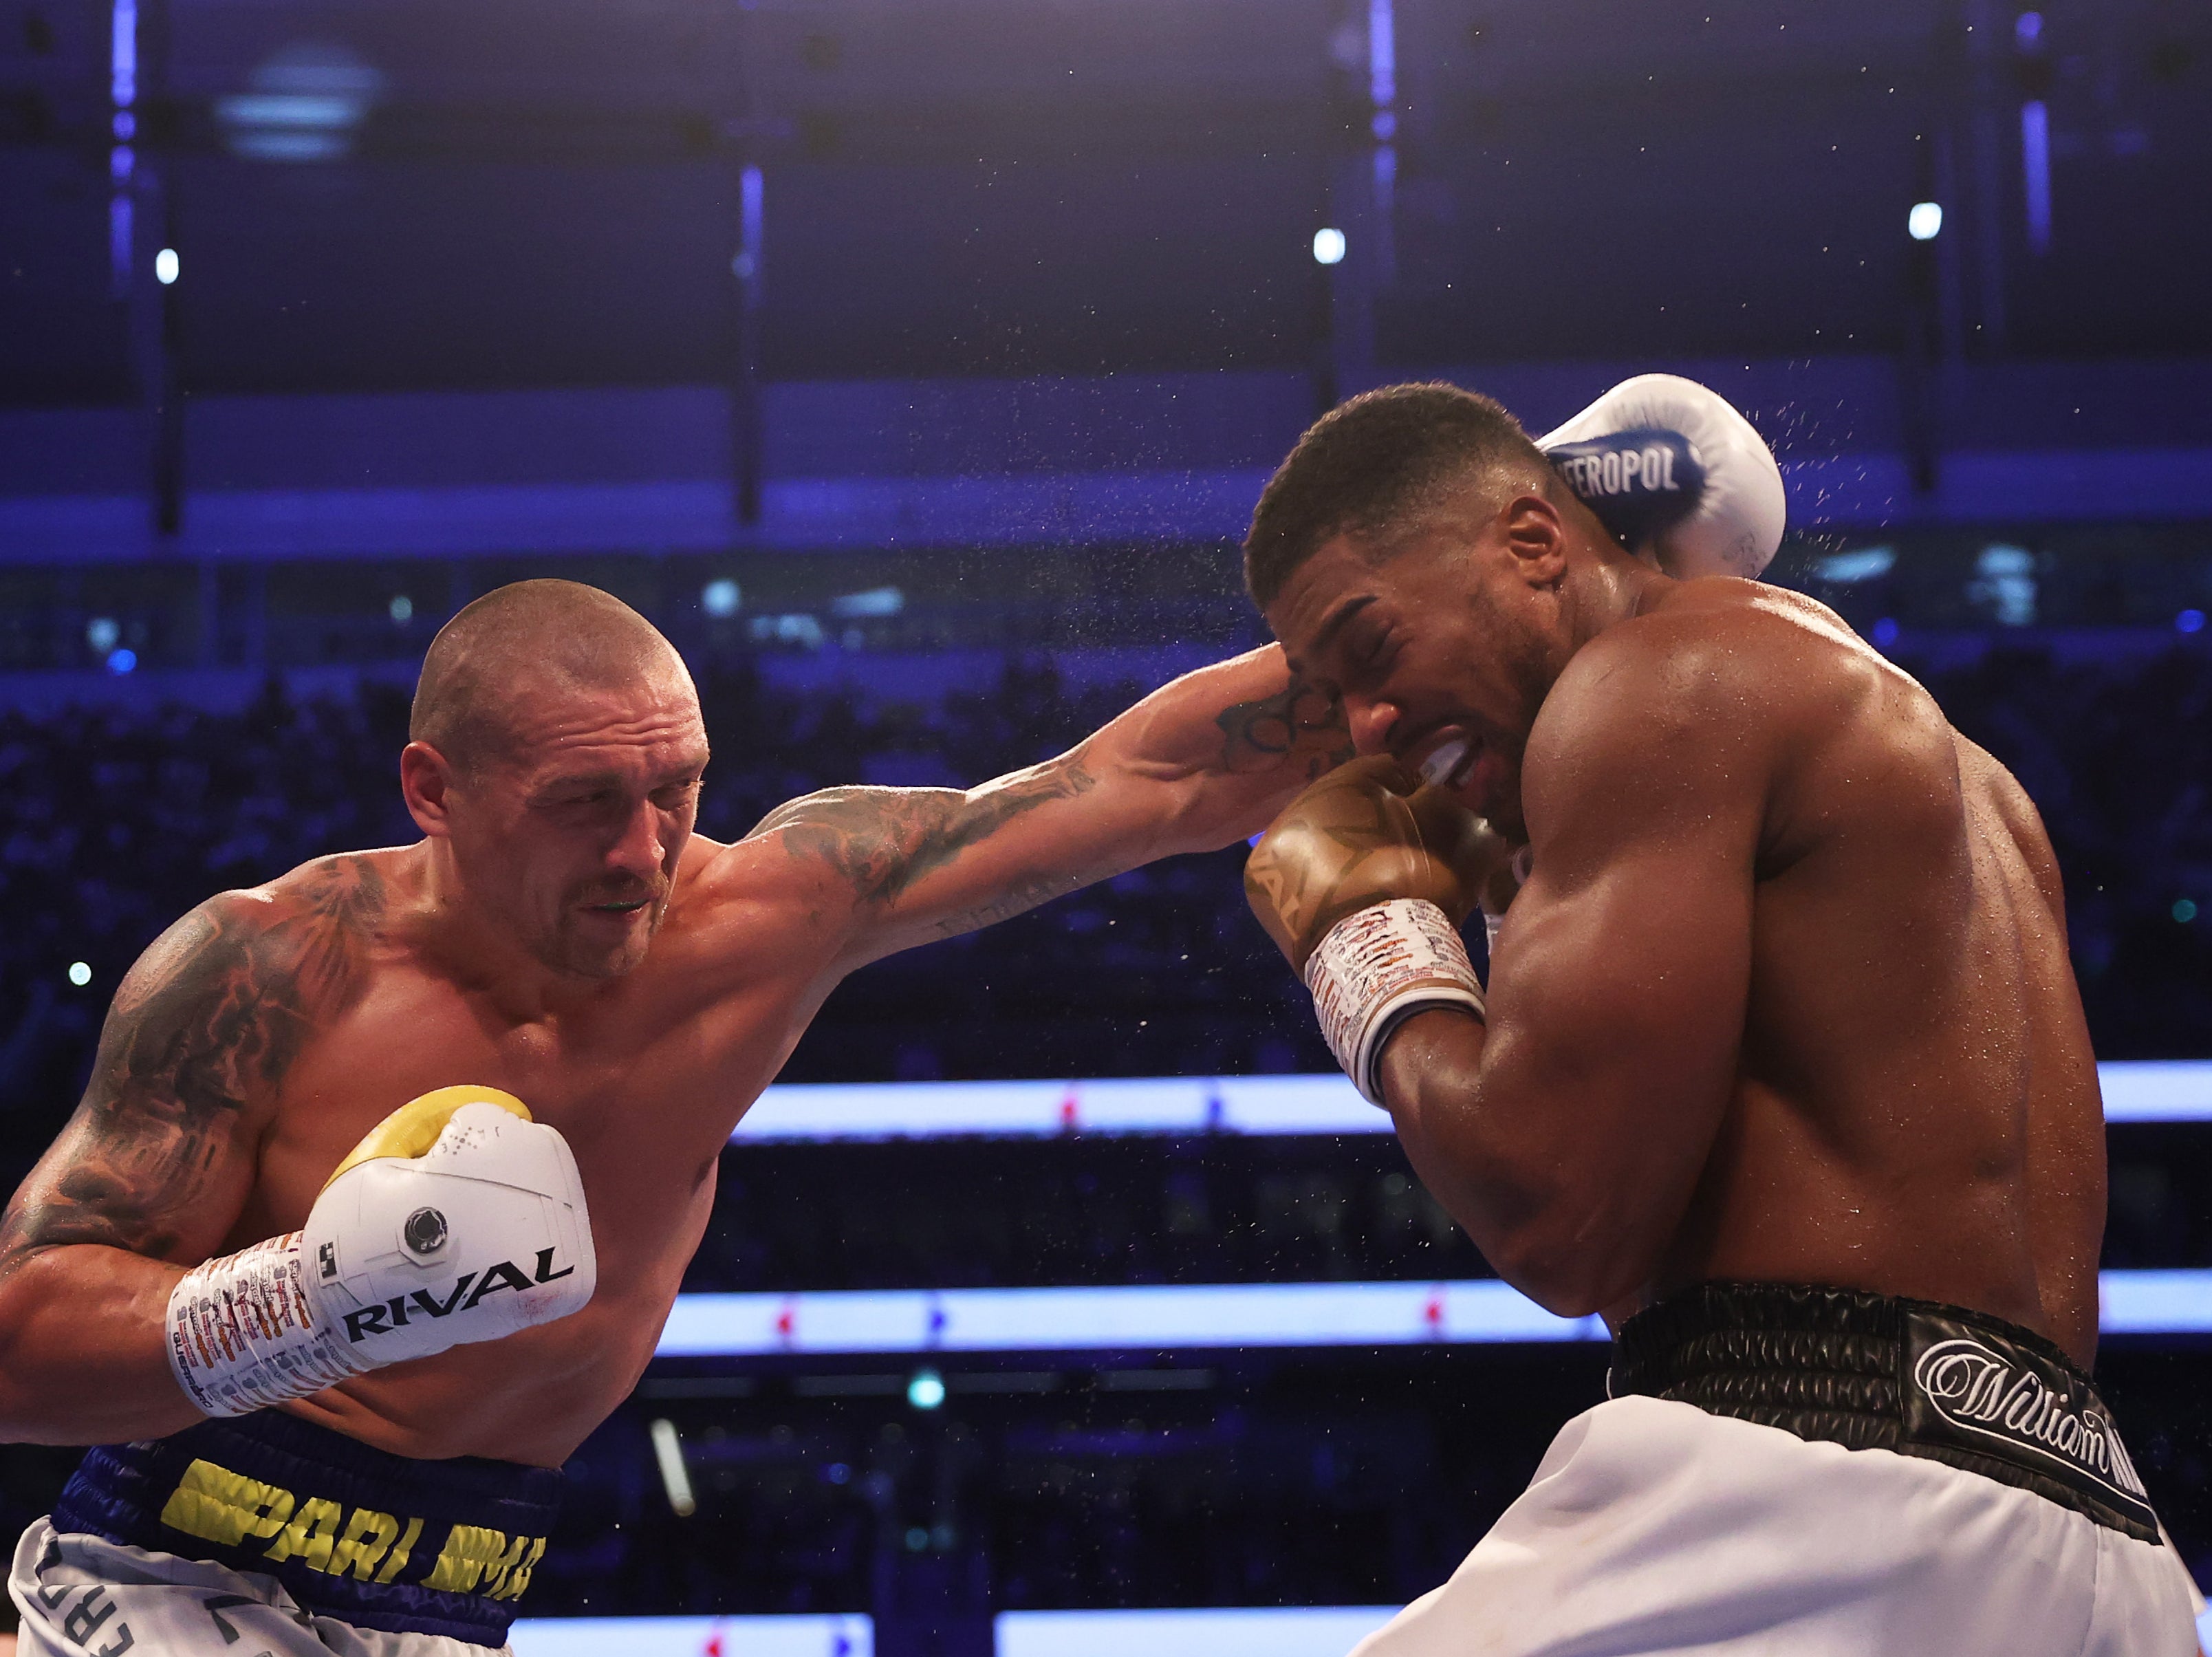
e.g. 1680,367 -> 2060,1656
51,1408 -> 563,1647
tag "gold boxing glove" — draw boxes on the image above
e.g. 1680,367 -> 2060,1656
1246,757 -> 1512,1103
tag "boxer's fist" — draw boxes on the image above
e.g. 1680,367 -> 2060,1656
1247,759 -> 1506,1103
166,1087 -> 596,1417
305,1087 -> 596,1364
1540,373 -> 1786,581
1244,756 -> 1508,972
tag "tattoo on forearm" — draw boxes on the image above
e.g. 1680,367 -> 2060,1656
0,856 -> 387,1268
1214,677 -> 1352,783
752,752 -> 1098,926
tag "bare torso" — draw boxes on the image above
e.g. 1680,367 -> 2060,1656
1360,576 -> 2106,1369
1631,585 -> 2105,1362
241,836 -> 835,1466
0,638 -> 1345,1469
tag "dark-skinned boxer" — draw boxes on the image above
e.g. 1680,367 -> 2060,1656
1242,378 -> 2204,1654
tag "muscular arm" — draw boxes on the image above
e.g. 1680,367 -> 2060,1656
0,861 -> 378,1442
748,645 -> 1350,968
1376,625 -> 1766,1317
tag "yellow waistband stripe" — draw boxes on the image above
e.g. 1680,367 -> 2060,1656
155,1456 -> 541,1604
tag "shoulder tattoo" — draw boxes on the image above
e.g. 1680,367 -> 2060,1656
0,856 -> 387,1263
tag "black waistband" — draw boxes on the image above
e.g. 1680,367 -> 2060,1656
1608,1281 -> 2162,1544
52,1408 -> 564,1647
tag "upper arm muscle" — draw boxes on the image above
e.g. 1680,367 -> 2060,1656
1471,623 -> 1771,1298
0,862 -> 377,1272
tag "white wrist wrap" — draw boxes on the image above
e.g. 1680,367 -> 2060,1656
1302,898 -> 1484,1106
166,1232 -> 370,1418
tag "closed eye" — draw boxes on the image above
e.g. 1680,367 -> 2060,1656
651,779 -> 702,808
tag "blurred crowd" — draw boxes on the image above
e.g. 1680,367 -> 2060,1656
1,642 -> 2208,1191
0,640 -> 2207,1618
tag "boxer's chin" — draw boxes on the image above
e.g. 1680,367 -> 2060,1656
547,905 -> 660,979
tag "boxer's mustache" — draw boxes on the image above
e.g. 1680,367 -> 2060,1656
570,877 -> 667,910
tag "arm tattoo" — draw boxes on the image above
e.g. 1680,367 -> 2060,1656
751,752 -> 1098,929
1213,676 -> 1353,783
0,857 -> 386,1266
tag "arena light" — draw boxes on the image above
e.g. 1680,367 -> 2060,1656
830,586 -> 904,620
153,248 -> 177,284
2021,100 -> 2052,252
509,1614 -> 872,1656
906,1366 -> 946,1409
661,1281 -> 1607,1358
647,1418 -> 696,1517
728,1062 -> 2212,1142
653,1271 -> 2212,1360
388,594 -> 413,623
215,41 -> 383,164
1907,201 -> 1942,241
1000,1606 -> 1400,1657
66,962 -> 91,987
516,1604 -> 2212,1656
1312,228 -> 1347,266
702,578 -> 741,618
1814,546 -> 1895,583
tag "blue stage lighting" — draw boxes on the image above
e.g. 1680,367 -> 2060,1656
1312,228 -> 1347,266
907,1367 -> 946,1410
106,648 -> 138,674
1907,202 -> 1942,241
2178,609 -> 2206,635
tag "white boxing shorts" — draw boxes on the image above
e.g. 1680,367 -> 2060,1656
1358,1283 -> 2204,1657
9,1518 -> 506,1656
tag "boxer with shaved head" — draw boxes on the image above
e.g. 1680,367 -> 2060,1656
0,578 -> 1349,1656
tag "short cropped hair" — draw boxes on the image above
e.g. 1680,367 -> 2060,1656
1243,383 -> 1550,608
411,579 -> 685,774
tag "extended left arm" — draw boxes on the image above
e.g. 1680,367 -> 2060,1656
749,645 -> 1349,968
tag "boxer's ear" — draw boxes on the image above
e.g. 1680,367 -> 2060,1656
1499,490 -> 1569,587
401,740 -> 457,838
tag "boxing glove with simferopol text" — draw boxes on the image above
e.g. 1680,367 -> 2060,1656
1540,373 -> 1786,582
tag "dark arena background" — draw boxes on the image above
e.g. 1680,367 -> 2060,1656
3,0 -> 2211,1651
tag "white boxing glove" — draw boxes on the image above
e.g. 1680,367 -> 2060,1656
166,1086 -> 596,1418
1539,373 -> 1786,581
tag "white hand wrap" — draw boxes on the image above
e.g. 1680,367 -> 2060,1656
1302,898 -> 1485,1106
164,1093 -> 596,1419
167,1233 -> 371,1417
